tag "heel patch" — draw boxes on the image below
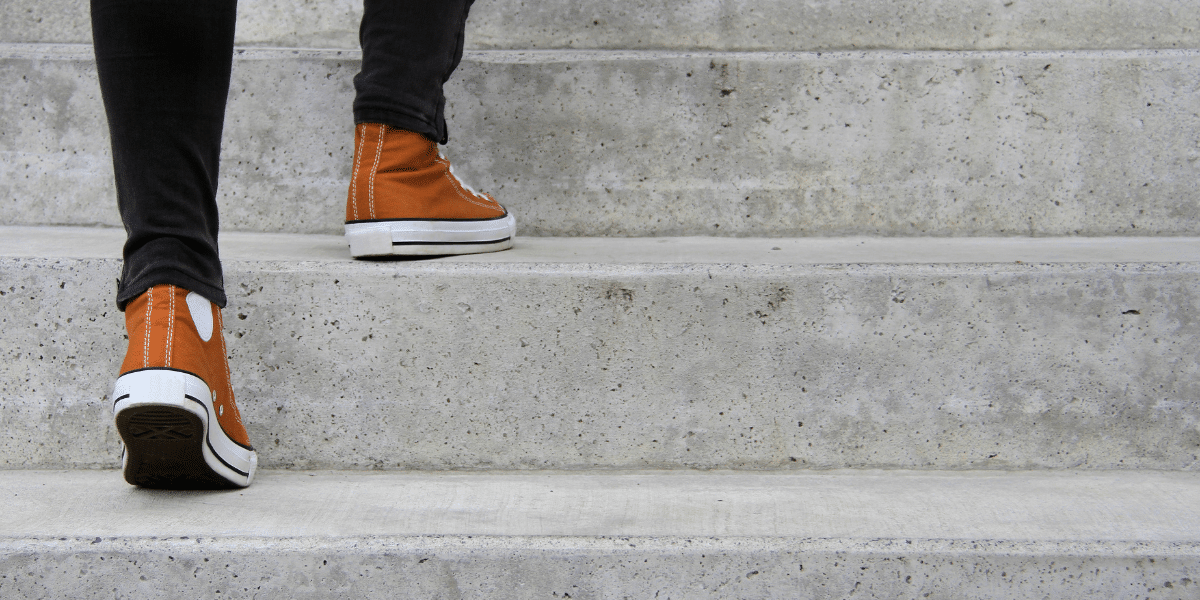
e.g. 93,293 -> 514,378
185,292 -> 214,342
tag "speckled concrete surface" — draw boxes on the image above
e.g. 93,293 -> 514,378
3,536 -> 1196,599
3,233 -> 1198,471
0,470 -> 1197,599
2,535 -> 1190,595
3,0 -> 1198,51
4,47 -> 1199,236
8,3 -> 1199,596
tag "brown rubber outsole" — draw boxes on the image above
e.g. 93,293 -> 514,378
115,404 -> 238,490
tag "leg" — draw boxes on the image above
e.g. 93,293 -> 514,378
345,0 -> 515,257
354,0 -> 475,144
92,0 -> 235,309
92,0 -> 256,488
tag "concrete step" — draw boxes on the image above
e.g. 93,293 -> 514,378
4,0 -> 1198,51
4,45 -> 1199,237
4,226 -> 1199,471
2,469 -> 1198,598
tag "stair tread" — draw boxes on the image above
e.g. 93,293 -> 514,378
5,226 -> 1200,265
5,469 -> 1199,542
4,0 -> 1200,51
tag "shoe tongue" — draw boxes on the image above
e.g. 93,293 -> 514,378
185,292 -> 214,342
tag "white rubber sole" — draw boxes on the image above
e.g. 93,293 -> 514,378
345,213 -> 516,257
113,369 -> 257,488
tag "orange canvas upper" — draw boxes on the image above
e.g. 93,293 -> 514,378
121,284 -> 251,447
346,123 -> 507,222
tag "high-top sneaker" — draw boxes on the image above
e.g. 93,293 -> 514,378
344,123 -> 516,257
112,284 -> 257,488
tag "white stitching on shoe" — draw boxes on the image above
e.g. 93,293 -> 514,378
143,286 -> 153,368
368,124 -> 386,220
164,285 -> 175,368
447,158 -> 484,198
350,123 -> 366,221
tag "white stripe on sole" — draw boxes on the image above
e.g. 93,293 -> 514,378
345,213 -> 517,257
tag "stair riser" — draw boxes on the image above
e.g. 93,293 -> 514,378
4,257 -> 1197,470
1,538 -> 1195,600
4,0 -> 1199,51
3,50 -> 1199,236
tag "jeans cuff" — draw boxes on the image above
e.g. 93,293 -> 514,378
354,108 -> 445,144
116,268 -> 227,311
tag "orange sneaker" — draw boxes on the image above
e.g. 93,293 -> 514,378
112,284 -> 257,488
344,123 -> 516,257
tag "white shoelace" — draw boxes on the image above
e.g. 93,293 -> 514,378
440,150 -> 488,200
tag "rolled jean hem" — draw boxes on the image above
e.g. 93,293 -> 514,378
354,109 -> 443,144
116,268 -> 227,311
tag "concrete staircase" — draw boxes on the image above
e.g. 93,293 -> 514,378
3,1 -> 1199,597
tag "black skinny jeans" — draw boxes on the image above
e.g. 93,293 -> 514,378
91,0 -> 475,309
